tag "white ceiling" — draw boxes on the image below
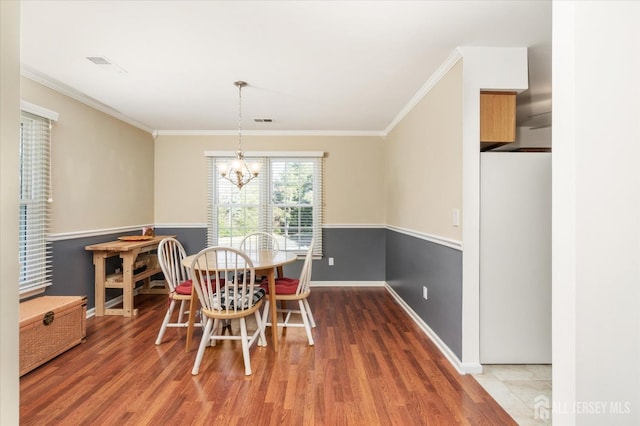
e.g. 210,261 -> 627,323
20,1 -> 551,134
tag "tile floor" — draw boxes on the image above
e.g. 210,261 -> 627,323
473,364 -> 552,425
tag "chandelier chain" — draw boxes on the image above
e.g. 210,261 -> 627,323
219,81 -> 259,190
237,82 -> 243,151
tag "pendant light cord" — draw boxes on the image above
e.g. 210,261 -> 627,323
238,83 -> 242,151
235,81 -> 247,152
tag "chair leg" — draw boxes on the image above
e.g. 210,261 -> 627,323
280,300 -> 287,321
239,317 -> 252,375
255,309 -> 267,347
303,298 -> 316,328
155,299 -> 176,345
177,299 -> 186,324
210,318 -> 220,346
192,317 -> 214,376
262,298 -> 271,328
221,319 -> 232,334
299,300 -> 314,346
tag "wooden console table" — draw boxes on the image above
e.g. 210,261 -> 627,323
85,235 -> 174,317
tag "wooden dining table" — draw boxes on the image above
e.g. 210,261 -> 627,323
182,249 -> 297,352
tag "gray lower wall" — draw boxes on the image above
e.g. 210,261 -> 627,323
313,227 -> 386,281
50,226 -> 461,361
385,229 -> 463,360
50,226 -> 386,310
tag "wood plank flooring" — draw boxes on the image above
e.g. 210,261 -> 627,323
20,287 -> 516,425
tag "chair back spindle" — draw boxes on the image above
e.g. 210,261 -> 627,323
239,232 -> 280,253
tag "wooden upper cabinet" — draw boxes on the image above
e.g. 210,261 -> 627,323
480,91 -> 516,148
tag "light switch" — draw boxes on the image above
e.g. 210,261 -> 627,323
453,208 -> 460,227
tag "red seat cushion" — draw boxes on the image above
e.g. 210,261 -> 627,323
260,277 -> 299,295
177,277 -> 226,295
174,279 -> 192,295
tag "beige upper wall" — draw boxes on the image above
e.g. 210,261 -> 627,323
385,60 -> 463,241
21,78 -> 155,234
154,134 -> 385,225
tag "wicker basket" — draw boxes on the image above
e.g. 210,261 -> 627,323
19,296 -> 87,376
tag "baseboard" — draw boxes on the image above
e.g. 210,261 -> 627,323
86,281 -> 381,317
460,362 -> 483,374
310,281 -> 386,287
85,282 -> 165,318
384,283 -> 480,375
85,295 -> 124,318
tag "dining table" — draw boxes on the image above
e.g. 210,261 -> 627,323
182,249 -> 297,352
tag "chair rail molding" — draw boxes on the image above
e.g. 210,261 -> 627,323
386,225 -> 462,251
48,224 -> 156,241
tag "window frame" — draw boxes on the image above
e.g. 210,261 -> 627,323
19,102 -> 57,299
206,151 -> 323,258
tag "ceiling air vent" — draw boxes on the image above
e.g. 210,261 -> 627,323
86,56 -> 127,73
86,56 -> 111,65
253,118 -> 273,123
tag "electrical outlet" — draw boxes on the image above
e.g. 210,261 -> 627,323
422,286 -> 428,300
328,257 -> 334,266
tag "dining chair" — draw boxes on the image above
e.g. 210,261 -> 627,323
190,246 -> 267,376
239,232 -> 281,299
260,239 -> 316,346
238,231 -> 280,253
155,237 -> 201,351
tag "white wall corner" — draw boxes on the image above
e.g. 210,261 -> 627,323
458,46 -> 530,369
456,46 -> 529,92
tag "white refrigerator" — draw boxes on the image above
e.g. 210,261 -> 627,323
480,152 -> 552,364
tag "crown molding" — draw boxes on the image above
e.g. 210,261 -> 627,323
384,49 -> 463,135
22,50 -> 464,139
156,129 -> 385,137
21,65 -> 155,134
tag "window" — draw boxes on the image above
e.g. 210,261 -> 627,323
207,152 -> 323,257
19,108 -> 54,297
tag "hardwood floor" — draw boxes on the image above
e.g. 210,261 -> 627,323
20,288 -> 516,425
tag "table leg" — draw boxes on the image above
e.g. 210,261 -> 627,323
185,293 -> 197,352
267,269 -> 279,351
121,252 -> 136,317
93,252 -> 107,317
275,265 -> 287,321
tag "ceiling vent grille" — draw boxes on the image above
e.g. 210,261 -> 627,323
253,118 -> 273,123
86,56 -> 127,73
86,56 -> 111,65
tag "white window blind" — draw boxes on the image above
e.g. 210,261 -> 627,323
207,152 -> 323,257
19,111 -> 53,297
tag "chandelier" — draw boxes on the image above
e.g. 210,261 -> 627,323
219,81 -> 261,189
